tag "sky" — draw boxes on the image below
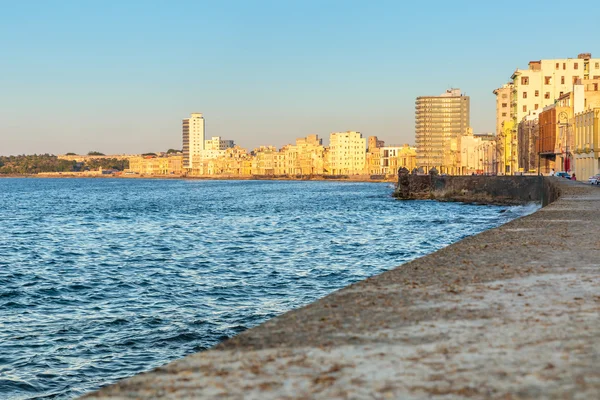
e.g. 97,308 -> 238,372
1,0 -> 600,156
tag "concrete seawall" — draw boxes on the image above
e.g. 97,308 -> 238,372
394,175 -> 561,206
84,177 -> 600,399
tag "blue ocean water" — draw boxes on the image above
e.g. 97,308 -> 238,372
0,178 -> 535,399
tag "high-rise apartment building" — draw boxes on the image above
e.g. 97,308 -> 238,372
182,113 -> 205,170
415,89 -> 470,174
328,131 -> 366,175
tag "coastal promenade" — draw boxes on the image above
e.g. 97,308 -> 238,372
85,178 -> 600,399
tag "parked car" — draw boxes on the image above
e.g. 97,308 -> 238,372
555,172 -> 571,179
588,174 -> 600,185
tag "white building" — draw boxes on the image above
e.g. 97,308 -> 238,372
182,113 -> 205,170
328,131 -> 366,175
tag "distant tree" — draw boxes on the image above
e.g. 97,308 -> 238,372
142,153 -> 157,157
87,151 -> 105,156
65,152 -> 77,156
0,154 -> 76,174
85,158 -> 129,171
166,149 -> 181,154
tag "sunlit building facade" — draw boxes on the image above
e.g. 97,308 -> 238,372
416,89 -> 470,174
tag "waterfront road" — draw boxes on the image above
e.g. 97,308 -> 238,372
85,178 -> 600,399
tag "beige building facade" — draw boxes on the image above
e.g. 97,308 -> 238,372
128,155 -> 183,175
460,133 -> 496,175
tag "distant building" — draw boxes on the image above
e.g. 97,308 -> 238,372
493,84 -> 513,174
380,144 -> 417,175
205,136 -> 235,151
415,89 -> 470,175
366,136 -> 384,175
328,131 -> 366,175
460,132 -> 496,175
517,116 -> 539,173
183,113 -> 205,170
295,134 -> 325,175
128,155 -> 183,175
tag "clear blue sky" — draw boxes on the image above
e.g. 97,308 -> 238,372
1,0 -> 599,155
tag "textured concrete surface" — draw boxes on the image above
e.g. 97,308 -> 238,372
84,178 -> 600,399
394,175 -> 560,206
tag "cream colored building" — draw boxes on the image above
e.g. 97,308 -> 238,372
182,113 -> 205,170
510,54 -> 600,126
328,131 -> 366,175
460,133 -> 496,175
416,88 -> 470,175
205,136 -> 234,151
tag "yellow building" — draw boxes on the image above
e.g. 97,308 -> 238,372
251,146 -> 284,176
297,134 -> 325,175
573,108 -> 600,179
328,131 -> 366,175
493,84 -> 513,174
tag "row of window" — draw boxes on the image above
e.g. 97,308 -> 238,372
521,75 -> 600,86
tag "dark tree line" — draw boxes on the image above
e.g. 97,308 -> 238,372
0,154 -> 129,174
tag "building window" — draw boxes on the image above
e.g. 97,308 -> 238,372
545,92 -> 550,99
502,103 -> 507,107
561,76 -> 565,84
596,62 -> 600,69
574,63 -> 578,70
573,76 -> 579,84
535,90 -> 539,97
595,83 -> 599,91
556,62 -> 559,69
523,92 -> 527,99
535,104 -> 539,110
502,94 -> 508,98
521,77 -> 529,85
560,91 -> 564,97
545,76 -> 552,85
502,112 -> 507,117
523,105 -> 527,112
563,63 -> 566,70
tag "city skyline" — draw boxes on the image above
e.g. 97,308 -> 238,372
1,1 -> 599,156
